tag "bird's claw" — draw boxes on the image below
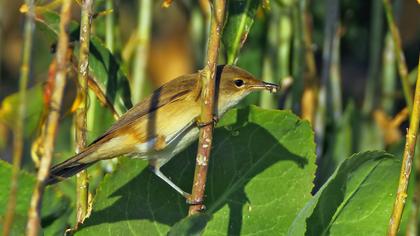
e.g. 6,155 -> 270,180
196,116 -> 219,128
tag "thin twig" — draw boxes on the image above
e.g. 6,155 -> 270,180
382,0 -> 413,113
188,0 -> 226,215
75,0 -> 94,227
388,54 -> 420,235
2,0 -> 34,235
25,1 -> 72,235
131,0 -> 152,103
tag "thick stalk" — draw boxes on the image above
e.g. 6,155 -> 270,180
278,7 -> 293,110
2,0 -> 34,235
382,0 -> 413,113
301,0 -> 318,124
25,1 -> 72,235
388,55 -> 420,235
381,33 -> 397,114
260,4 -> 278,109
188,0 -> 225,215
314,0 -> 339,157
362,0 -> 383,115
291,3 -> 305,114
131,0 -> 152,103
75,0 -> 94,226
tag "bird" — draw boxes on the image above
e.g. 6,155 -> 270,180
46,65 -> 279,198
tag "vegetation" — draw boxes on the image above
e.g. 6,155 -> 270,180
0,0 -> 419,235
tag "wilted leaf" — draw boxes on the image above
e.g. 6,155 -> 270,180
76,106 -> 316,235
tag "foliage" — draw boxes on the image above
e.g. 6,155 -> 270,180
1,0 -> 419,235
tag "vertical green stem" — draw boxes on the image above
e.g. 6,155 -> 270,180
26,1 -> 72,235
388,54 -> 420,236
362,0 -> 383,115
75,0 -> 94,226
105,0 -> 114,53
330,26 -> 342,122
314,0 -> 339,156
260,4 -> 278,109
301,0 -> 318,124
381,33 -> 397,114
278,6 -> 293,109
2,0 -> 34,235
291,3 -> 305,114
382,0 -> 413,113
132,0 -> 152,103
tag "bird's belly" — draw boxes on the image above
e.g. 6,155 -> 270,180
133,126 -> 199,160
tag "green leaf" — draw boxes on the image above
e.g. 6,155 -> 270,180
0,160 -> 71,235
223,0 -> 260,64
76,106 -> 317,235
36,11 -> 132,115
288,151 -> 399,235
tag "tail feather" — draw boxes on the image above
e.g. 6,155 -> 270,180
46,155 -> 97,185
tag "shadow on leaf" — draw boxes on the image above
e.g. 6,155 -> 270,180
80,107 -> 310,234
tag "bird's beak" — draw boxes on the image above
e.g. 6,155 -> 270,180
250,82 -> 279,93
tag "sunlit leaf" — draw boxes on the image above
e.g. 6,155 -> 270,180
288,151 -> 400,235
0,160 -> 71,235
76,106 -> 317,235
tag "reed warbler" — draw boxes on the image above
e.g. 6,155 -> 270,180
46,65 -> 278,198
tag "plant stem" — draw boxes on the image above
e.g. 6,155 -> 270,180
260,4 -> 278,109
188,0 -> 225,215
381,33 -> 397,114
2,0 -> 34,235
362,0 -> 383,115
75,0 -> 94,227
291,3 -> 305,114
388,54 -> 420,235
132,0 -> 152,103
330,25 -> 342,122
105,0 -> 114,53
278,6 -> 293,110
301,0 -> 318,124
382,0 -> 413,113
314,0 -> 339,157
25,1 -> 72,235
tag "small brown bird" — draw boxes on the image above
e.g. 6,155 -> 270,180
46,65 -> 278,197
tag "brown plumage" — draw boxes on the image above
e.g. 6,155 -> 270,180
46,65 -> 278,197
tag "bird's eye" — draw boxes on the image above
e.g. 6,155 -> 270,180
234,79 -> 244,87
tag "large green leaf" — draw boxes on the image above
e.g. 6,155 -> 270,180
0,160 -> 71,235
288,151 -> 399,235
36,11 -> 132,115
76,106 -> 317,235
223,0 -> 260,64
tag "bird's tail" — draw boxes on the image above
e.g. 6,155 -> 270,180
45,153 -> 97,185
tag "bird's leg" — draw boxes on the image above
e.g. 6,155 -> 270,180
195,115 -> 219,128
148,165 -> 190,198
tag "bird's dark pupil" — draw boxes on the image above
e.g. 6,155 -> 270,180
234,79 -> 244,87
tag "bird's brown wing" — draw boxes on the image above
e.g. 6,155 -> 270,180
91,73 -> 200,144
